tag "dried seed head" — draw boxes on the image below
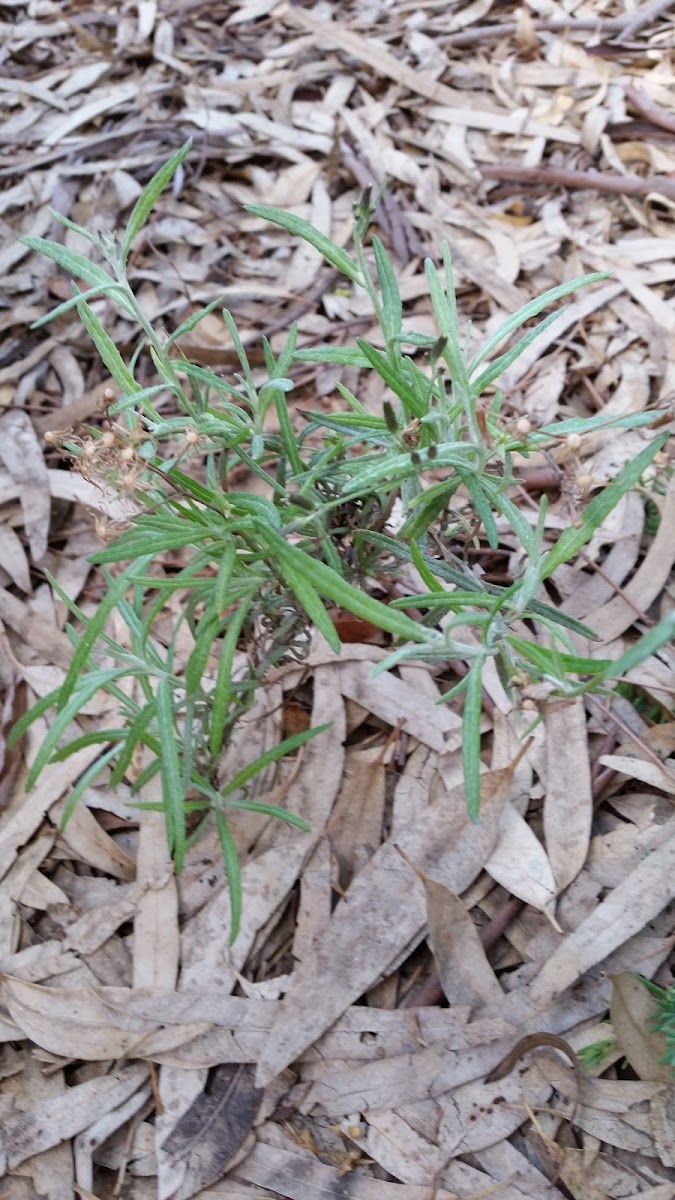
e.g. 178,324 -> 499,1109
101,430 -> 116,448
103,387 -> 115,402
515,417 -> 532,438
119,446 -> 135,464
184,428 -> 199,446
567,433 -> 582,451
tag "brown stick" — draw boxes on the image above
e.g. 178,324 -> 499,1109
624,85 -> 675,136
441,0 -> 674,47
614,0 -> 675,42
480,163 -> 675,203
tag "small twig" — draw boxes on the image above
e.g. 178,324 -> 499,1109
591,727 -> 618,787
480,163 -> 675,204
518,467 -> 562,492
624,84 -> 675,137
578,552 -> 655,627
440,0 -> 673,47
587,694 -> 673,776
614,0 -> 675,42
592,765 -> 618,799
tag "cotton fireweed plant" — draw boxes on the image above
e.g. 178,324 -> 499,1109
11,140 -> 673,941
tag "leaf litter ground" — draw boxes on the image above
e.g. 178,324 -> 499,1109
1,2 -> 675,1198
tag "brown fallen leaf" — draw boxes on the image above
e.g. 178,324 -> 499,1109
610,971 -> 673,1083
255,757 -> 522,1085
396,852 -> 503,1010
0,410 -> 50,564
0,1063 -> 148,1173
162,1063 -> 262,1200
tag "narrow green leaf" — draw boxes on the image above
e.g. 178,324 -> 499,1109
305,411 -> 388,434
30,281 -> 135,328
463,662 -> 484,821
51,729 -> 126,760
339,444 -> 472,497
48,210 -> 101,243
26,670 -> 129,788
224,799 -> 310,831
264,530 -> 442,646
274,388 -> 303,475
90,527 -> 216,563
540,433 -> 668,579
488,486 -> 534,555
214,542 -> 237,615
58,746 -> 120,831
468,272 -> 609,374
215,810 -> 242,944
7,686 -> 62,748
165,294 -> 226,346
372,235 -> 403,344
273,321 -> 298,378
537,409 -> 671,439
246,204 -> 364,285
276,555 -> 341,652
356,340 -> 426,418
185,613 -> 221,696
470,308 -> 564,394
121,140 -> 192,266
458,470 -> 499,549
293,346 -> 371,366
507,635 -> 610,677
601,612 -> 675,680
209,597 -> 253,757
56,559 -> 149,705
109,701 -> 158,787
75,294 -> 141,394
220,723 -> 331,798
222,308 -> 258,406
424,256 -> 468,389
155,678 -> 186,870
410,541 -> 440,592
527,599 -> 598,638
436,675 -> 470,704
21,236 -> 115,291
390,592 -> 494,610
400,479 -> 462,541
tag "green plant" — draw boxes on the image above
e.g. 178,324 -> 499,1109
640,978 -> 675,1070
577,1035 -> 616,1069
11,141 -> 674,940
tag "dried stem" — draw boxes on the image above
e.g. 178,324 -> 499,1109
481,163 -> 675,204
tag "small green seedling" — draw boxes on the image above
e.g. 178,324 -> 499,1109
11,141 -> 673,941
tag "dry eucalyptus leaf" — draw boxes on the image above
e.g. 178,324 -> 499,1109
0,410 -> 50,564
162,1063 -> 263,1200
255,760 -> 513,1085
610,971 -> 673,1083
419,874 -> 503,1009
0,1063 -> 148,1172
